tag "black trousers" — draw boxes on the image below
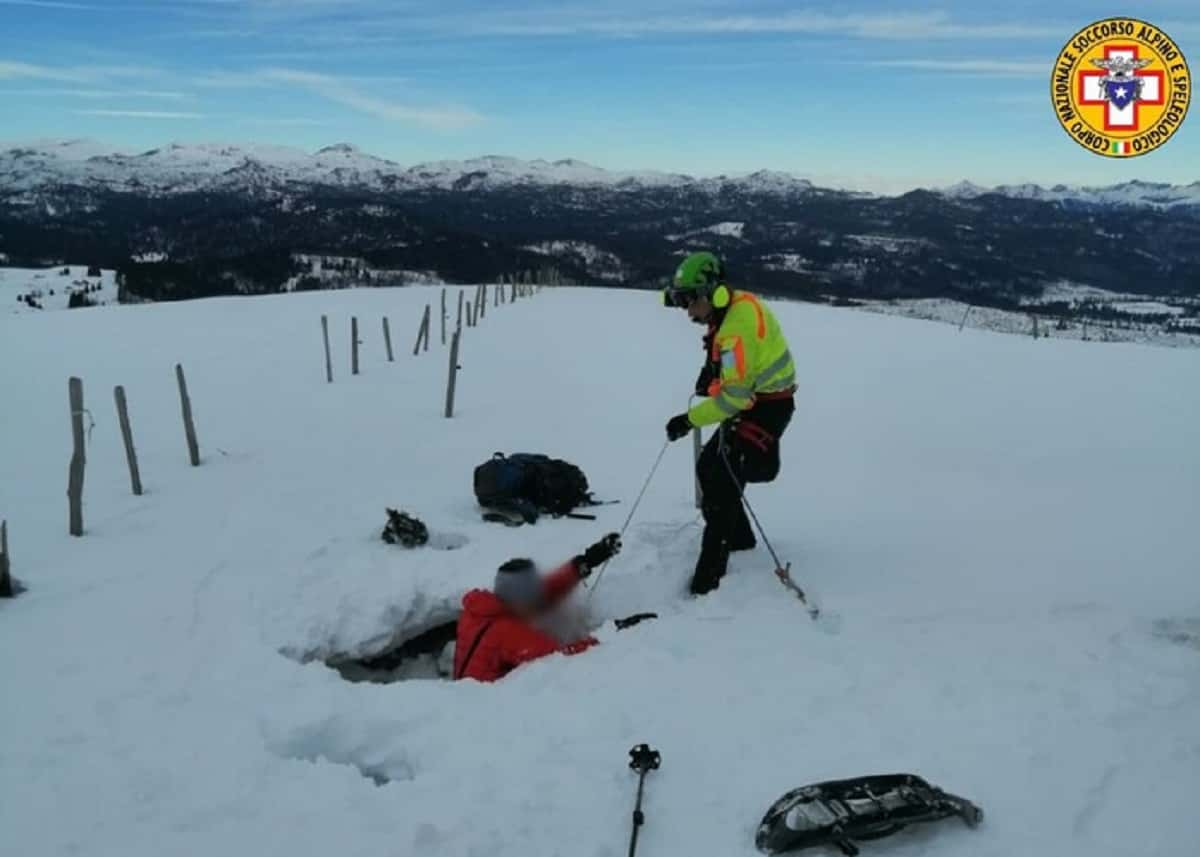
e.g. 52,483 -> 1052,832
692,397 -> 795,595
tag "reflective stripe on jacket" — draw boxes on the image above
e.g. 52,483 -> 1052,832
687,291 -> 795,428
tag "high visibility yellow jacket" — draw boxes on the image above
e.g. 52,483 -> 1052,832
687,291 -> 796,428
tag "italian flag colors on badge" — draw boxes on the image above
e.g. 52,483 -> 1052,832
1111,140 -> 1132,155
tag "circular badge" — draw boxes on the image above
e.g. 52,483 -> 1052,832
1051,18 -> 1190,157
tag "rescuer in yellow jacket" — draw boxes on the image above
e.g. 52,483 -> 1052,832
663,251 -> 796,595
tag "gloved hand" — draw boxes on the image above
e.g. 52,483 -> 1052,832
615,612 -> 658,630
666,413 -> 692,442
575,533 -> 622,578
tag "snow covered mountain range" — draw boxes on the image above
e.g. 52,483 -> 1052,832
3,139 -> 1199,304
3,139 -> 1197,207
0,139 -> 818,197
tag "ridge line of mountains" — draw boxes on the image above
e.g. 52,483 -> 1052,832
3,139 -> 1198,304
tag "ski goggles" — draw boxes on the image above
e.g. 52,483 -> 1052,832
662,286 -> 702,308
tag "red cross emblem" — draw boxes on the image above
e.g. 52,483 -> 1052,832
1077,45 -> 1165,131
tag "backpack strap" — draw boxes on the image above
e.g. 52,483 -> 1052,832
454,620 -> 495,680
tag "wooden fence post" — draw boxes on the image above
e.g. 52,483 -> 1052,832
113,385 -> 143,496
441,288 -> 448,345
175,364 -> 201,467
423,303 -> 431,352
692,427 -> 703,509
444,329 -> 462,418
456,289 -> 465,334
351,316 -> 360,375
321,315 -> 333,383
383,317 -> 394,362
479,285 -> 487,320
67,376 -> 86,536
413,304 -> 431,355
0,519 -> 11,598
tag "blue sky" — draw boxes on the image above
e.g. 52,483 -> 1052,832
1,0 -> 1197,191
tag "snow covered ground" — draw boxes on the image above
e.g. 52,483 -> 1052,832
1,264 -> 117,314
1,286 -> 1199,857
858,297 -> 1200,349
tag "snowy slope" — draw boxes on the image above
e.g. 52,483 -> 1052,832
1,287 -> 1199,857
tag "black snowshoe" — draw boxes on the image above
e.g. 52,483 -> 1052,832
755,773 -> 983,856
381,509 -> 429,547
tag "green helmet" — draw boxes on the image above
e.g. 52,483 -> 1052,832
665,251 -> 726,306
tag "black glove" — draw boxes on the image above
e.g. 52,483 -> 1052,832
666,414 -> 692,442
574,533 -> 621,578
615,612 -> 658,630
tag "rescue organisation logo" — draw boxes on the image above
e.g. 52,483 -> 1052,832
1051,18 -> 1190,158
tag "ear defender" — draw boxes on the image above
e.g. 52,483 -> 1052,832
711,283 -> 731,309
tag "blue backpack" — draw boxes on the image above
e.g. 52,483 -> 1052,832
474,453 -> 593,523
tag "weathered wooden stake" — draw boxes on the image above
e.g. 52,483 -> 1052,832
692,427 -> 703,509
456,289 -> 465,333
67,376 -> 86,536
383,316 -> 394,362
351,316 -> 360,375
0,519 -> 11,597
441,288 -> 448,345
444,329 -> 462,418
467,302 -> 475,328
175,364 -> 201,467
511,281 -> 517,302
113,385 -> 143,496
479,285 -> 487,320
413,304 -> 431,355
321,314 -> 333,383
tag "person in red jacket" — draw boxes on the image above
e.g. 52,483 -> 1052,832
455,533 -> 645,682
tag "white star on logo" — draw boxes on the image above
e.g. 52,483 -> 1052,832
1114,86 -> 1129,99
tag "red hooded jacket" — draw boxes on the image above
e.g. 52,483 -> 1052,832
454,561 -> 598,682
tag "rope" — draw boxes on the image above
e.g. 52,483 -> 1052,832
586,440 -> 669,601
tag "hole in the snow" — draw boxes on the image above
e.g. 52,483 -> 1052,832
324,619 -> 459,683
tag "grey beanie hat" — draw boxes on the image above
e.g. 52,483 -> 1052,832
494,558 -> 543,608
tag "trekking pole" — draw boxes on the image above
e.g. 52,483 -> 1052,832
586,440 -> 669,600
626,744 -> 661,857
718,441 -> 820,620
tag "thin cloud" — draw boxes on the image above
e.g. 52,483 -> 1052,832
243,116 -> 332,127
75,109 -> 204,119
0,59 -> 166,84
261,68 -> 483,130
0,0 -> 98,8
866,59 -> 1046,76
5,87 -> 189,98
455,10 -> 1061,40
0,60 -> 90,83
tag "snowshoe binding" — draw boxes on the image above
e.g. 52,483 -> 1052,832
755,773 -> 982,855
